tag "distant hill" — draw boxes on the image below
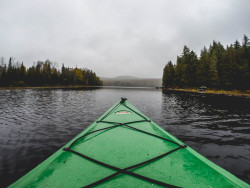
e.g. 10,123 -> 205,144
101,76 -> 162,87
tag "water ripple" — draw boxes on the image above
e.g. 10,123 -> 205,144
0,88 -> 249,186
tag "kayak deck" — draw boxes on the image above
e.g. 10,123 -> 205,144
10,98 -> 249,187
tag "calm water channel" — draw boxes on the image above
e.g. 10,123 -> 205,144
0,88 -> 249,186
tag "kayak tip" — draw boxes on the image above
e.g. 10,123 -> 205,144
120,97 -> 127,103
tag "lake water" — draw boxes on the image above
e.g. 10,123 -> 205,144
0,87 -> 249,186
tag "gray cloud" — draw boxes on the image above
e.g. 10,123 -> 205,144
0,0 -> 249,78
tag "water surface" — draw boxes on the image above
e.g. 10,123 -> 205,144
0,88 -> 249,186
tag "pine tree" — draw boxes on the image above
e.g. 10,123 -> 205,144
197,47 -> 210,86
162,61 -> 175,87
19,62 -> 26,82
208,51 -> 219,87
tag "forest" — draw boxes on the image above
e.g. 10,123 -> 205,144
162,35 -> 250,90
0,58 -> 103,87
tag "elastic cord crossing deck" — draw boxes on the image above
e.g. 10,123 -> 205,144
63,98 -> 186,188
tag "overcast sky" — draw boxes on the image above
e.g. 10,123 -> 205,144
0,0 -> 249,78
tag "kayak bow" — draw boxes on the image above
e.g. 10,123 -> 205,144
10,98 -> 249,187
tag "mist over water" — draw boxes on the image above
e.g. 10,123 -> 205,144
0,88 -> 249,186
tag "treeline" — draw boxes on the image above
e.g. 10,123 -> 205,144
162,35 -> 250,90
0,58 -> 102,87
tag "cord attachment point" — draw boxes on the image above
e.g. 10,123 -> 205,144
120,98 -> 127,104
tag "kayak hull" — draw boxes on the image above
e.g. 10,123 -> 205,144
9,99 -> 249,187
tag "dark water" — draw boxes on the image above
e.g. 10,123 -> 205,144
0,88 -> 249,187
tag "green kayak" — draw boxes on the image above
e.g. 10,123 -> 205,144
10,98 -> 249,187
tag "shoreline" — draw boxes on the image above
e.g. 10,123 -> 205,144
164,88 -> 250,98
0,85 -> 102,90
1,86 -> 250,98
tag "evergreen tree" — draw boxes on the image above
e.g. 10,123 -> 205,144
0,57 -> 7,86
19,62 -> 26,82
162,61 -> 175,88
208,51 -> 219,87
197,47 -> 210,86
